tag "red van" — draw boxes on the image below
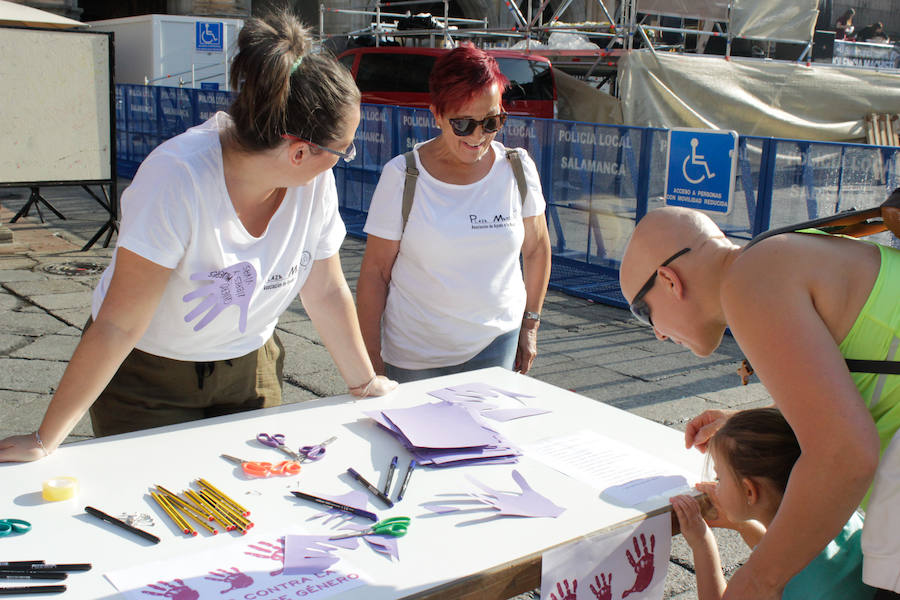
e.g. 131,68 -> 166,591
336,46 -> 557,119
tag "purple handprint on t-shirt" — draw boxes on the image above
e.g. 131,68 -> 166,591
183,262 -> 257,333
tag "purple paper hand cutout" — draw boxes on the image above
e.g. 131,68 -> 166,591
204,567 -> 254,594
590,573 -> 612,600
622,534 -> 655,598
183,262 -> 257,333
550,578 -> 577,600
428,383 -> 535,405
423,470 -> 564,518
141,579 -> 199,599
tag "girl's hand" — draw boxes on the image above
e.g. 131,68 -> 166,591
349,375 -> 397,398
0,433 -> 49,463
684,409 -> 734,453
670,494 -> 712,549
694,482 -> 741,530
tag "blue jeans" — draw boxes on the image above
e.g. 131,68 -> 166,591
384,328 -> 520,384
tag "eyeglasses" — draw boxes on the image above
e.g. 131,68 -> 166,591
628,247 -> 691,327
448,112 -> 508,137
282,134 -> 356,163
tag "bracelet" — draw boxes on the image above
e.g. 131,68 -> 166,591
349,374 -> 377,398
523,311 -> 541,322
33,431 -> 49,457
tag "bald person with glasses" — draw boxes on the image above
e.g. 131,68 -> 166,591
619,206 -> 900,600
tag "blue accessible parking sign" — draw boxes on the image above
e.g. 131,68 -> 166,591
665,128 -> 738,214
196,22 -> 223,52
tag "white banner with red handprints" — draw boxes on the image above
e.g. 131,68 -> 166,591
105,527 -> 370,600
541,513 -> 671,600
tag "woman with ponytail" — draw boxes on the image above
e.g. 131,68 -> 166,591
0,11 -> 396,462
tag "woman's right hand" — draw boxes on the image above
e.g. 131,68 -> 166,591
0,433 -> 49,463
684,409 -> 734,453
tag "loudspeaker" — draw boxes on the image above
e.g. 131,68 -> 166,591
813,29 -> 836,61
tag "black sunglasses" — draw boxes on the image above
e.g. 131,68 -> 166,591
629,247 -> 691,327
448,112 -> 508,137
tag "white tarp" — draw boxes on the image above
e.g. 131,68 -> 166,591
553,68 -> 623,125
730,0 -> 818,43
0,0 -> 85,28
619,50 -> 900,142
636,0 -> 729,21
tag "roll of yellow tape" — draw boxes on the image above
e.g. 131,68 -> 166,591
42,477 -> 78,501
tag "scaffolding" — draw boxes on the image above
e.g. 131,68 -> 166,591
319,0 -> 821,79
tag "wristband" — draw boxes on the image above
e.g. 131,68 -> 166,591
523,311 -> 541,322
33,431 -> 49,456
349,374 -> 377,398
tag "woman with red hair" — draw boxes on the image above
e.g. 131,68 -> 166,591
357,44 -> 551,383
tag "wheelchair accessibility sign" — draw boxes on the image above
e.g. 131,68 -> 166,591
665,128 -> 738,214
196,22 -> 223,52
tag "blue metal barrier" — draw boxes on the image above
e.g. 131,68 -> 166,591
115,85 -> 900,309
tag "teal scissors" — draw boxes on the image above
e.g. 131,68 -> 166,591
0,518 -> 31,537
328,516 -> 410,540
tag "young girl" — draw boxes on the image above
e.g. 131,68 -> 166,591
670,407 -> 874,600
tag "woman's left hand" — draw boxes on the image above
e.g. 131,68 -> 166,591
514,321 -> 539,374
349,375 -> 398,398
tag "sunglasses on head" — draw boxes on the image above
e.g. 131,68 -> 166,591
448,112 -> 508,137
281,133 -> 356,163
629,247 -> 691,327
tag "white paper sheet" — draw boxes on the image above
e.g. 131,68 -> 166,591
541,512 -> 671,600
523,430 -> 699,506
105,526 -> 370,600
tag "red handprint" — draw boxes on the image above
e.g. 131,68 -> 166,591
141,579 -> 199,600
550,578 -> 577,600
204,567 -> 254,593
590,573 -> 612,600
245,538 -> 285,576
622,533 -> 655,598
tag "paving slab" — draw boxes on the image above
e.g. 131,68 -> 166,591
4,278 -> 92,296
29,290 -> 95,311
0,310 -> 71,336
0,357 -> 68,394
11,334 -> 82,361
0,390 -> 92,442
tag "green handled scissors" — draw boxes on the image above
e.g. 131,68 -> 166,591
328,516 -> 410,540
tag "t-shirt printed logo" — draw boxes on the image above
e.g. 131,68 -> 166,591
263,251 -> 312,291
468,211 -> 517,230
182,261 -> 257,333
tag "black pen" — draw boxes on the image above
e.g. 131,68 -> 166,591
346,467 -> 394,508
383,456 -> 398,496
290,490 -> 378,521
0,585 -> 66,595
84,506 -> 161,544
0,564 -> 91,573
0,572 -> 67,581
396,459 -> 416,501
0,562 -> 43,568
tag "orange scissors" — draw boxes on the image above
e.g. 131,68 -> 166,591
221,454 -> 301,478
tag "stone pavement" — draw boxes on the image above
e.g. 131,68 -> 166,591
0,183 -> 772,599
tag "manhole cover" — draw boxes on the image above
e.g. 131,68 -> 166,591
41,261 -> 106,276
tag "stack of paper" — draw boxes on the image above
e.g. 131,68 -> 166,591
365,401 -> 520,467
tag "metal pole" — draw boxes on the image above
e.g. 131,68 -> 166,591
319,3 -> 325,42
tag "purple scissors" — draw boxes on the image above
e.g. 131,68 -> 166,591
256,432 -> 302,461
298,436 -> 337,462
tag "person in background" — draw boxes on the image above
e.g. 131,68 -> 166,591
619,205 -> 899,600
671,407 -> 874,600
356,44 -> 551,383
835,8 -> 856,40
857,22 -> 889,43
0,11 -> 395,463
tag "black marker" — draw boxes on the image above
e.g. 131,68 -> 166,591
290,490 -> 378,521
0,585 -> 66,595
0,572 -> 67,581
396,459 -> 416,501
346,468 -> 394,508
383,456 -> 398,496
84,506 -> 161,544
0,564 -> 91,573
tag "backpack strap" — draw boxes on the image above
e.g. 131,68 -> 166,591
400,151 -> 418,233
505,147 -> 528,208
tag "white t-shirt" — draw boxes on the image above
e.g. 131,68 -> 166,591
363,140 -> 546,369
92,112 -> 346,362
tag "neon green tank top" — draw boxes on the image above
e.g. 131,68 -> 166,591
838,242 -> 900,463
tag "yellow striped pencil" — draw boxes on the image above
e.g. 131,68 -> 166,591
197,478 -> 250,516
186,489 -> 235,531
150,491 -> 193,535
